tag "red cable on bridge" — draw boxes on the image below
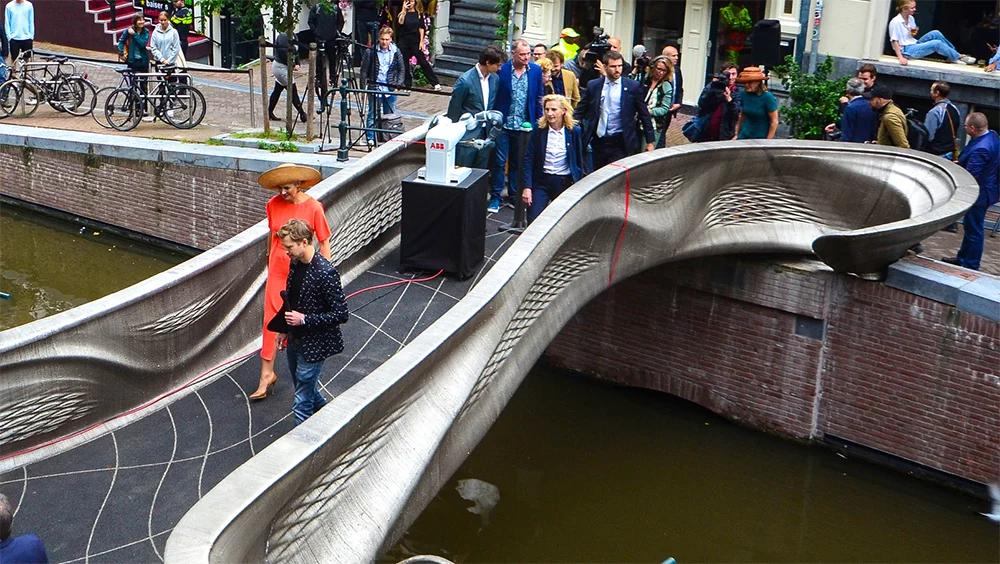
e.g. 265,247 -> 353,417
606,162 -> 632,287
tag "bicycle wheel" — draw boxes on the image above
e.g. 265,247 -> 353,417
57,77 -> 98,116
91,86 -> 118,128
0,80 -> 39,118
104,87 -> 142,131
162,83 -> 206,129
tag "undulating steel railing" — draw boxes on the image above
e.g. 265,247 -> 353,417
0,126 -> 428,469
164,141 -> 978,562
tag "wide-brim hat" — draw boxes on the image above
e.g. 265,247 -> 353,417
560,27 -> 580,38
258,163 -> 322,190
735,66 -> 767,84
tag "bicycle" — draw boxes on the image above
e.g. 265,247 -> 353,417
103,64 -> 206,131
0,51 -> 97,118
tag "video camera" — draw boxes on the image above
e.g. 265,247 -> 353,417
583,26 -> 611,65
708,73 -> 730,90
632,45 -> 651,75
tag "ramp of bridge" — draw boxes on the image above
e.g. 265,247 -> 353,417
155,142 -> 977,562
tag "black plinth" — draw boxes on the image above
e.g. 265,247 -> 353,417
400,167 -> 489,279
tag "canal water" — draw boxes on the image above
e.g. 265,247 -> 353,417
0,204 -> 190,330
389,365 -> 999,562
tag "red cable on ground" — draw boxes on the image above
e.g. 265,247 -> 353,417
0,269 -> 447,463
607,162 -> 632,287
345,269 -> 444,300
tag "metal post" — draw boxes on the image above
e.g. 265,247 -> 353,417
248,70 -> 256,129
337,79 -> 350,162
306,43 -> 317,141
259,37 -> 269,135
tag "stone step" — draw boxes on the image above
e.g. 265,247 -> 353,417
441,41 -> 487,61
448,28 -> 498,48
434,53 -> 476,75
452,0 -> 500,13
449,14 -> 501,37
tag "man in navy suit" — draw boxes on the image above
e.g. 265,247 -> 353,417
0,493 -> 48,564
446,45 -> 503,122
942,112 -> 999,270
489,39 -> 545,213
574,51 -> 655,171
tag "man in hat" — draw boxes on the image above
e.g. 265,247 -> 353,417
866,84 -> 909,149
942,112 -> 999,271
552,27 -> 580,61
273,218 -> 349,425
251,164 -> 333,402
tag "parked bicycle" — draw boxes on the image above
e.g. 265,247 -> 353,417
103,64 -> 206,131
0,51 -> 97,118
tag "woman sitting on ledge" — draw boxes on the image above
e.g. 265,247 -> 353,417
889,0 -> 976,66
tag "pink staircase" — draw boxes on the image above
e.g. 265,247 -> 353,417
84,0 -> 142,45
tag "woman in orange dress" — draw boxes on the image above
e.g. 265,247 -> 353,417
251,163 -> 332,400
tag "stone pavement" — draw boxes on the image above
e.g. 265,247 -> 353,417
10,42 -> 998,276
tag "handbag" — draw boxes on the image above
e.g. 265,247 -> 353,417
379,113 -> 403,141
682,113 -> 708,142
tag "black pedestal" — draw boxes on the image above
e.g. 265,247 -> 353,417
400,168 -> 489,279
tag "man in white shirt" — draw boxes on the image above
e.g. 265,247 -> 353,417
446,45 -> 502,122
889,0 -> 974,66
4,0 -> 33,62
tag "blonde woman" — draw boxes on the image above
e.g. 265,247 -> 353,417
521,94 -> 589,224
642,55 -> 674,148
537,56 -> 554,95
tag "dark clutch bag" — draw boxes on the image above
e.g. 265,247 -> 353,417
266,290 -> 292,333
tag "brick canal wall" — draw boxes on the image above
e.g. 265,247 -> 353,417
547,257 -> 1000,486
0,125 -> 344,250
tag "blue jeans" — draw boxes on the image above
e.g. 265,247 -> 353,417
527,172 -> 572,223
902,30 -> 960,62
490,128 -> 530,200
957,204 -> 987,270
366,93 -> 396,142
287,342 -> 328,425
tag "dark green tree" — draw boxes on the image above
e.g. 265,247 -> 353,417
772,54 -> 848,140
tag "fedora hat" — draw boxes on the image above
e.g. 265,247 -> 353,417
258,163 -> 322,191
735,66 -> 767,84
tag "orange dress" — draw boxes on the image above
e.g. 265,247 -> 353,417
262,194 -> 332,360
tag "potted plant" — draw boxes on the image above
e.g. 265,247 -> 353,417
720,2 -> 752,63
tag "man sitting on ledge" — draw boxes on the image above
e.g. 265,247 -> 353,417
888,0 -> 976,66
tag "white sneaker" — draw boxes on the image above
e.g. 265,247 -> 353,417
959,55 -> 977,65
433,84 -> 442,92
142,115 -> 155,122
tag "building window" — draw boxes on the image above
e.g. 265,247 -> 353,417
783,0 -> 794,15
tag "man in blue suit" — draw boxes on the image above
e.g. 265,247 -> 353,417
446,45 -> 503,122
1,493 -> 48,564
574,51 -> 655,171
942,112 -> 999,271
489,39 -> 544,213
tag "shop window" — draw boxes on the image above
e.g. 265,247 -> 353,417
634,0 -> 687,55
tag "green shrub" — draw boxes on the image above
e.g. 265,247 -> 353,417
772,55 -> 847,140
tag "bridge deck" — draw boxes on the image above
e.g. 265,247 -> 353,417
0,211 -> 518,563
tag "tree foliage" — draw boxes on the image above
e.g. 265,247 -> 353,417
772,54 -> 847,140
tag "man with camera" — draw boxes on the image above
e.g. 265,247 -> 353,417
309,0 -> 346,113
575,50 -> 655,170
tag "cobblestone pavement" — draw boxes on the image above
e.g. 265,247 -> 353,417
12,43 -> 998,276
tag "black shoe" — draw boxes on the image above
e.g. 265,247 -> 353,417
268,113 -> 280,121
909,243 -> 925,254
316,100 -> 325,114
943,223 -> 959,233
940,256 -> 961,265
299,112 -> 307,123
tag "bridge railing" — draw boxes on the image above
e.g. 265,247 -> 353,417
0,126 -> 428,469
164,142 -> 977,563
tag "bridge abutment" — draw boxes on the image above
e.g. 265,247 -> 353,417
547,257 -> 999,487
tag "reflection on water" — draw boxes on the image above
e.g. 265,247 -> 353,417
0,205 -> 190,330
389,364 -> 998,562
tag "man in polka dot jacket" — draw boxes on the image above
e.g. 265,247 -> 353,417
273,218 -> 350,424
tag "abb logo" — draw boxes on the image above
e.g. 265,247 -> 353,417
429,142 -> 446,150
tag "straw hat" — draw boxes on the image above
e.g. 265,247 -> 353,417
735,66 -> 767,84
258,163 -> 322,191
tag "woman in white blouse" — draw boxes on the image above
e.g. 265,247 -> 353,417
521,94 -> 588,224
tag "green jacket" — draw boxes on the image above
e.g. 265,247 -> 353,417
877,101 -> 909,149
